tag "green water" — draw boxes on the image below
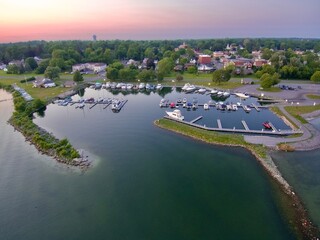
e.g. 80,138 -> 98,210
0,89 -> 294,239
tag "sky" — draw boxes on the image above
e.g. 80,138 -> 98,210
0,0 -> 319,43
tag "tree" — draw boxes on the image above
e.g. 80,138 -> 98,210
176,73 -> 183,82
137,69 -> 155,81
73,70 -> 84,82
157,57 -> 174,77
44,66 -> 60,80
260,73 -> 280,88
187,66 -> 197,74
106,67 -> 119,80
119,68 -> 138,81
311,71 -> 320,83
212,69 -> 231,85
25,57 -> 38,71
6,64 -> 20,74
35,59 -> 49,74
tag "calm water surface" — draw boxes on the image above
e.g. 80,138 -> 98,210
0,89 -> 295,239
272,117 -> 320,229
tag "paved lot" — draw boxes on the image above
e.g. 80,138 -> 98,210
235,82 -> 320,150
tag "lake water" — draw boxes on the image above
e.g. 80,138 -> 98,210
0,89 -> 295,239
272,117 -> 320,229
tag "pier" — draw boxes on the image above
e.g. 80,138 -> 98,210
268,122 -> 278,132
163,116 -> 302,136
89,102 -> 99,109
217,119 -> 222,129
241,120 -> 250,130
251,103 -> 260,112
190,116 -> 203,123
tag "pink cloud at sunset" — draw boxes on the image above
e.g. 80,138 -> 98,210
0,0 -> 319,42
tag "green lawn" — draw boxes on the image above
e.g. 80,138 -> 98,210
270,106 -> 298,129
155,118 -> 267,159
0,76 -> 73,102
257,87 -> 282,92
306,94 -> 320,100
284,105 -> 320,124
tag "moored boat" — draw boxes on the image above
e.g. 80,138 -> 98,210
166,109 -> 184,121
262,121 -> 272,129
235,92 -> 250,99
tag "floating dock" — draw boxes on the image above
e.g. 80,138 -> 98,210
164,117 -> 302,136
190,116 -> 203,123
217,119 -> 222,129
251,103 -> 260,112
241,120 -> 249,130
267,122 -> 278,132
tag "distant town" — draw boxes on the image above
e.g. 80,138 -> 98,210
0,39 -> 319,89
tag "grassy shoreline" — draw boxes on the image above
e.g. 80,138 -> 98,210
154,118 -> 319,239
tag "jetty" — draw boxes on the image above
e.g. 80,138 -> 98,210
241,120 -> 250,130
190,116 -> 203,124
251,103 -> 260,112
163,116 -> 302,136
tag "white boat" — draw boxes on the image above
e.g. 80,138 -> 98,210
127,83 -> 133,90
105,82 -> 111,88
110,82 -> 116,89
182,98 -> 187,103
116,83 -> 123,89
185,85 -> 196,93
210,89 -> 218,95
243,105 -> 251,113
138,82 -> 145,90
223,91 -> 230,97
235,92 -> 250,99
232,104 -> 238,111
204,103 -> 209,110
159,98 -> 168,107
217,91 -> 223,96
156,84 -> 163,91
182,83 -> 191,91
198,88 -> 207,94
145,83 -> 151,90
166,109 -> 184,121
121,84 -> 127,90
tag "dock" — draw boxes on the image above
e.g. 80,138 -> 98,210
190,116 -> 203,123
251,103 -> 260,112
89,102 -> 99,109
241,120 -> 250,130
103,103 -> 111,109
217,119 -> 222,129
267,122 -> 278,132
163,116 -> 302,136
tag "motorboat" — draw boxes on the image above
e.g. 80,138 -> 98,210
156,83 -> 163,91
146,83 -> 151,90
185,85 -> 196,93
235,92 -> 250,99
176,98 -> 182,104
263,121 -> 272,129
204,103 -> 209,110
232,104 -> 238,111
126,83 -> 133,90
198,88 -> 207,94
76,102 -> 85,109
138,82 -> 145,90
210,89 -> 218,95
192,103 -> 198,110
105,82 -> 111,88
182,98 -> 187,103
169,102 -> 176,108
159,98 -> 167,107
223,91 -> 230,97
243,105 -> 251,113
116,83 -> 123,89
166,109 -> 184,121
217,90 -> 223,96
121,84 -> 127,91
182,83 -> 191,91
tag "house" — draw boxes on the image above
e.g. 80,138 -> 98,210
33,78 -> 56,88
198,55 -> 212,64
213,51 -> 225,58
0,63 -> 7,70
72,63 -> 107,74
63,81 -> 77,88
253,59 -> 269,68
197,64 -> 215,72
174,65 -> 184,72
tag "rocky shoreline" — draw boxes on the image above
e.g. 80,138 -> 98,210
154,119 -> 320,239
9,121 -> 92,171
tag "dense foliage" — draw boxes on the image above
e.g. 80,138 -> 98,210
1,38 -> 319,81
